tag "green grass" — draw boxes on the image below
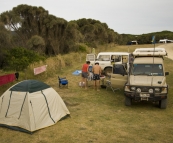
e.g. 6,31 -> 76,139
0,44 -> 173,143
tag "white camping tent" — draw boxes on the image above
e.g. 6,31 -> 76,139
0,80 -> 70,133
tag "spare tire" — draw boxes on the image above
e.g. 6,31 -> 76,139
104,67 -> 112,76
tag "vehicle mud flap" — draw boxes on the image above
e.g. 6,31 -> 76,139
125,96 -> 132,106
159,98 -> 167,109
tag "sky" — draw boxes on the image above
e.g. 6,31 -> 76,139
0,0 -> 173,35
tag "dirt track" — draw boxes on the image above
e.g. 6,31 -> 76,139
157,43 -> 173,60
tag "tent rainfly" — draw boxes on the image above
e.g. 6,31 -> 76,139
0,80 -> 70,133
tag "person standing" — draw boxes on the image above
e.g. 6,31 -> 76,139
92,62 -> 102,91
81,61 -> 90,89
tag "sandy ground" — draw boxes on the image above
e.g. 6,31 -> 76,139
157,43 -> 173,60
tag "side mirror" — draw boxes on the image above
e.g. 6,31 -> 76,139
165,72 -> 169,75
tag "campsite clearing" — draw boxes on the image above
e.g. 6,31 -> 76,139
0,44 -> 173,143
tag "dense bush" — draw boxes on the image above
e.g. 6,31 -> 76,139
5,47 -> 45,71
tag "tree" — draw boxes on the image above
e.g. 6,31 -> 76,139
0,4 -> 123,57
43,15 -> 68,54
27,35 -> 45,54
0,4 -> 69,55
0,22 -> 12,68
63,21 -> 83,52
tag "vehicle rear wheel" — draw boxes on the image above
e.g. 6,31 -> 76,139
125,97 -> 132,106
104,67 -> 112,76
159,99 -> 167,109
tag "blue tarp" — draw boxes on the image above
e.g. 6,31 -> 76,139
72,70 -> 82,75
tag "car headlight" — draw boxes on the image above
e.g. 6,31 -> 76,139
155,88 -> 160,92
131,87 -> 136,91
136,88 -> 141,93
149,88 -> 154,93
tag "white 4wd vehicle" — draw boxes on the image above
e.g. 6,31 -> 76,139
110,48 -> 169,109
86,52 -> 130,75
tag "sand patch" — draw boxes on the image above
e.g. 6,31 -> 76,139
157,43 -> 173,60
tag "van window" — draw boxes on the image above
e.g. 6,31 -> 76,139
98,55 -> 110,61
111,55 -> 121,62
87,55 -> 95,61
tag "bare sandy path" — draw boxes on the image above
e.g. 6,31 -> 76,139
157,43 -> 173,60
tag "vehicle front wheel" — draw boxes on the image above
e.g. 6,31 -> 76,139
125,97 -> 132,106
159,98 -> 167,109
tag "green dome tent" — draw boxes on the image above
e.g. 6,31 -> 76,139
0,80 -> 70,133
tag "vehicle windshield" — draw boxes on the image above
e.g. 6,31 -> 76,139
131,64 -> 164,76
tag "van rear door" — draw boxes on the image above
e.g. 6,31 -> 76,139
122,55 -> 130,72
86,54 -> 96,65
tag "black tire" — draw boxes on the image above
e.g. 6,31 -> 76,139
159,99 -> 167,109
125,97 -> 132,106
104,67 -> 112,76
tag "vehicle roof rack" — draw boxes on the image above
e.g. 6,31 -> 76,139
133,48 -> 167,56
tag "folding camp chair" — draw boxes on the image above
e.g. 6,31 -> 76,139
58,76 -> 68,88
106,80 -> 120,92
105,75 -> 120,92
